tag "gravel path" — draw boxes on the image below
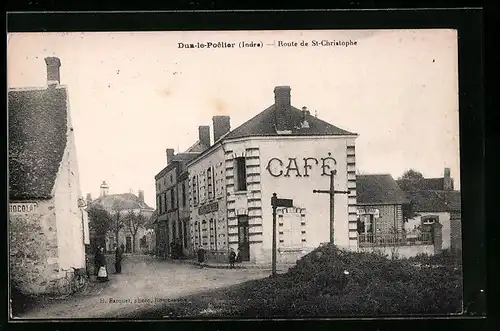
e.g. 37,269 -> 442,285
15,254 -> 270,319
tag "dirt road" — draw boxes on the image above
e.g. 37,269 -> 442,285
15,254 -> 270,319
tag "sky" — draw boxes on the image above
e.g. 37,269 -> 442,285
7,29 -> 460,208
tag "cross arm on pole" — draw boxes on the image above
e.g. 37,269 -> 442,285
313,190 -> 330,194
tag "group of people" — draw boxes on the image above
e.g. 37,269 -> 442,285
93,244 -> 125,282
195,245 -> 242,269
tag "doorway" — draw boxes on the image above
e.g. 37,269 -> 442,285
126,236 -> 132,253
237,216 -> 250,261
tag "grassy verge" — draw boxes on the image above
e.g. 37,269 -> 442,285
140,245 -> 463,318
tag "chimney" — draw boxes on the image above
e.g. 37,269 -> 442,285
45,57 -> 61,86
443,168 -> 454,190
100,181 -> 109,197
213,116 -> 231,142
86,193 -> 92,204
198,125 -> 211,147
166,148 -> 175,164
274,86 -> 292,131
138,190 -> 145,202
301,106 -> 310,128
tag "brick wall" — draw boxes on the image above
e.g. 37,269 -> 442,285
9,200 -> 59,295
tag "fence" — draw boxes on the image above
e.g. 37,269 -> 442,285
358,231 -> 433,247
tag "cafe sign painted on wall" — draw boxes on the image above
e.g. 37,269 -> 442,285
9,202 -> 38,214
266,152 -> 338,178
198,201 -> 219,215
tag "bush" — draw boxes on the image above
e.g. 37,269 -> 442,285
226,244 -> 463,317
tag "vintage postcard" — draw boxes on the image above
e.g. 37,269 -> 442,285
8,29 -> 462,319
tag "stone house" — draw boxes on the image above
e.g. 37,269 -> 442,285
87,182 -> 155,254
187,86 -> 359,264
397,168 -> 462,253
154,148 -> 201,259
8,57 -> 90,295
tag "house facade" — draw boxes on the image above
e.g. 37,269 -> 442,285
9,57 -> 90,295
397,168 -> 461,253
356,173 -> 453,257
88,182 -> 155,254
154,148 -> 201,259
187,86 -> 358,264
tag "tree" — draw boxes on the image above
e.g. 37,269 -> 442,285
398,169 -> 425,192
109,203 -> 126,250
399,169 -> 424,181
124,210 -> 148,253
87,205 -> 112,249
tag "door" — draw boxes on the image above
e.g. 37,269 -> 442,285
238,216 -> 250,261
126,236 -> 132,253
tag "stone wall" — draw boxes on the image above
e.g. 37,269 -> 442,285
9,200 -> 59,295
450,218 -> 462,252
359,244 -> 435,258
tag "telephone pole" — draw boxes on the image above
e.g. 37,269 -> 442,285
313,170 -> 350,244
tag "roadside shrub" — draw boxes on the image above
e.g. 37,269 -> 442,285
230,244 -> 463,317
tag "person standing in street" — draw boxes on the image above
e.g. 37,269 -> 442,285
197,245 -> 206,268
114,244 -> 123,274
236,246 -> 242,264
228,248 -> 236,269
96,247 -> 109,282
93,246 -> 101,276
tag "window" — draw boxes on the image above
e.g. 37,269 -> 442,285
192,176 -> 198,206
170,189 -> 176,209
157,195 -> 162,214
163,192 -> 168,212
235,157 -> 247,191
182,182 -> 187,207
359,214 -> 374,234
158,195 -> 163,214
207,167 -> 213,200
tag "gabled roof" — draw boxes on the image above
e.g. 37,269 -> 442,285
224,105 -> 356,140
396,178 -> 453,191
90,193 -> 154,211
357,174 -> 409,205
405,190 -> 461,213
173,153 -> 199,162
185,140 -> 210,153
9,86 -> 68,200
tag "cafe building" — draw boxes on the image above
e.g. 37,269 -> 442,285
187,86 -> 358,264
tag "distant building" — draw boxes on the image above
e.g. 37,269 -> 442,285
356,174 -> 408,237
87,182 -> 155,254
9,57 -> 90,295
186,86 -> 358,264
154,147 -> 201,259
397,168 -> 462,253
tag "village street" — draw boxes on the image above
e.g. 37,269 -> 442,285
15,255 -> 271,319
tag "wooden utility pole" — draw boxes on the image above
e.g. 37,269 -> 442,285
271,193 -> 293,276
271,193 -> 277,276
313,170 -> 350,244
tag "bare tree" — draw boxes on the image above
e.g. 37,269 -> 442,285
110,203 -> 125,250
125,210 -> 148,253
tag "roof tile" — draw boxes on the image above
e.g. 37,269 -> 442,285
9,87 -> 68,200
357,174 -> 408,205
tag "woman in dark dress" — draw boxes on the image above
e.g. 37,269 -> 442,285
96,247 -> 109,282
114,244 -> 123,274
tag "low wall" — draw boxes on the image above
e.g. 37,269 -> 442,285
359,244 -> 435,258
